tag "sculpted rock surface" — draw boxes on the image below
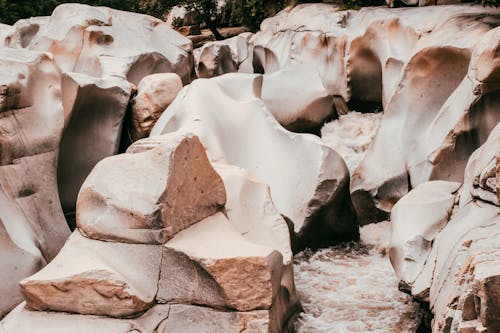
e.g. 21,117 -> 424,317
6,3 -> 193,84
129,73 -> 183,141
261,66 -> 333,133
77,133 -> 226,244
58,73 -> 133,213
151,73 -> 358,249
0,49 -> 70,317
200,4 -> 500,224
391,124 -> 500,333
389,180 -> 461,292
20,231 -> 162,317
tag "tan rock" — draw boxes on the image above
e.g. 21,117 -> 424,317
0,303 -> 170,333
6,3 -> 193,84
0,48 -> 70,317
389,180 -> 461,292
151,73 -> 357,249
129,73 -> 183,141
77,133 -> 226,244
158,212 -> 283,311
20,231 -> 162,317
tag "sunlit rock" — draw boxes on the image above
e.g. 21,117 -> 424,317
0,303 -> 171,333
261,66 -> 333,133
6,3 -> 193,84
389,180 -> 461,292
396,124 -> 500,332
129,73 -> 183,141
77,133 -> 226,244
20,231 -> 162,317
0,48 -> 70,317
151,73 -> 358,250
5,17 -> 48,48
195,33 -> 253,78
0,23 -> 14,47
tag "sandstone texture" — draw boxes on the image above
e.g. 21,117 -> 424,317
129,73 -> 183,141
77,134 -> 226,244
390,124 -> 500,332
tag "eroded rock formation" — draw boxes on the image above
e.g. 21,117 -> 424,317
0,49 -> 70,317
151,73 -> 358,250
390,124 -> 500,332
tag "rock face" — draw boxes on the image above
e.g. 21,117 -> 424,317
151,73 -> 358,250
129,73 -> 183,141
196,4 -> 500,225
390,124 -> 500,333
0,48 -> 70,317
3,3 -> 194,214
77,134 -> 226,244
2,132 -> 299,332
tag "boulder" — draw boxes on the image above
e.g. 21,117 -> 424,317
20,231 -> 162,317
0,23 -> 14,47
158,212 -> 283,311
129,73 -> 183,141
261,66 -> 333,133
0,303 -> 171,333
77,133 -> 226,244
392,124 -> 500,332
389,180 -> 461,292
4,17 -> 49,48
58,73 -> 133,213
151,73 -> 358,250
0,48 -> 70,317
6,3 -> 193,84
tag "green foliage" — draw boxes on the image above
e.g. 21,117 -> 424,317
289,0 -> 384,10
475,0 -> 499,6
171,16 -> 184,28
219,0 -> 285,31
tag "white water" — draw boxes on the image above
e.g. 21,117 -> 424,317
292,113 -> 421,332
294,222 -> 422,333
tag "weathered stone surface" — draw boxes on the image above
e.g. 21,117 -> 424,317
6,3 -> 193,84
77,133 -> 226,244
58,72 -> 133,213
0,48 -> 70,317
393,124 -> 500,333
20,231 -> 162,317
389,180 -> 461,292
0,303 -> 170,333
4,17 -> 49,49
195,33 -> 253,78
261,66 -> 333,133
201,4 -> 500,224
151,73 -> 358,250
158,212 -> 283,311
129,73 -> 183,141
0,23 -> 14,47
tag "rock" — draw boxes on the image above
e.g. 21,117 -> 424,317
261,66 -> 333,133
151,73 -> 358,250
392,124 -> 500,332
201,4 -> 499,224
0,303 -> 171,333
0,24 -> 14,47
4,17 -> 49,48
158,212 -> 283,311
58,73 -> 133,213
389,180 -> 461,292
177,25 -> 201,36
77,133 -> 226,244
1,302 -> 291,333
129,73 -> 183,141
196,34 -> 253,78
0,48 -> 70,317
215,164 -> 293,264
20,231 -> 162,317
7,3 -> 193,84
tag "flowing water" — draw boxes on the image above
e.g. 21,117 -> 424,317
292,112 -> 422,332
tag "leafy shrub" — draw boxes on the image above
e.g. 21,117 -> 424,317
172,16 -> 184,28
